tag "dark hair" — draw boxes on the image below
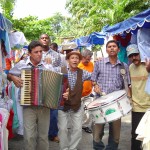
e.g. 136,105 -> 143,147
28,40 -> 43,53
106,40 -> 119,48
50,43 -> 58,50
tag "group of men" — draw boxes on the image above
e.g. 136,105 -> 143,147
7,33 -> 150,150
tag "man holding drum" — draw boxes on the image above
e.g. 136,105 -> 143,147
91,40 -> 130,150
127,44 -> 150,150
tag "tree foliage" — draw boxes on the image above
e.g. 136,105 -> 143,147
0,0 -> 16,19
12,16 -> 54,41
66,0 -> 150,35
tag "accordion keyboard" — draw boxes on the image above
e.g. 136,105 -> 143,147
20,69 -> 32,105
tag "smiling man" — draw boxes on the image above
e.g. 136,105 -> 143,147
127,44 -> 150,150
91,40 -> 130,150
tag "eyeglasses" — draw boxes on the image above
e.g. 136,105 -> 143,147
129,53 -> 139,58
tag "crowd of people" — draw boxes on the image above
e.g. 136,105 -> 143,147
6,33 -> 150,150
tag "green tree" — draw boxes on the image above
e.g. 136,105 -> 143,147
66,0 -> 150,35
0,0 -> 16,19
12,16 -> 54,41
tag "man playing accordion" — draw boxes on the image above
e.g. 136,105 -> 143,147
7,40 -> 58,150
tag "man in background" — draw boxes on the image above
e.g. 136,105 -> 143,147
127,44 -> 150,150
78,49 -> 94,133
39,34 -> 61,67
48,42 -> 60,143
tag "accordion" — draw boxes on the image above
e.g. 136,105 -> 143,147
20,68 -> 68,109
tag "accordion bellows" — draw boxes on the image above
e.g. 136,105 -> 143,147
20,68 -> 66,109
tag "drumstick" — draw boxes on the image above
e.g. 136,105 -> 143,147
97,91 -> 106,96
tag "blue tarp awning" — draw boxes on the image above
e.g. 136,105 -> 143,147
71,32 -> 106,47
0,13 -> 12,32
87,32 -> 105,45
72,36 -> 91,47
102,9 -> 150,36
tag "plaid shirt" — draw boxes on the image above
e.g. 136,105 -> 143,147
91,57 -> 130,94
42,48 -> 61,67
68,69 -> 91,90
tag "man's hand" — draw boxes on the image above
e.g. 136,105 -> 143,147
8,74 -> 23,88
145,58 -> 150,73
63,88 -> 69,100
93,84 -> 101,94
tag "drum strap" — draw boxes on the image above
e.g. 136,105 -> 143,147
120,62 -> 129,95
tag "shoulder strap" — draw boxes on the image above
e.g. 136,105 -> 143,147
120,62 -> 128,94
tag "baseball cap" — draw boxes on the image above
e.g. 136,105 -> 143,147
126,44 -> 139,57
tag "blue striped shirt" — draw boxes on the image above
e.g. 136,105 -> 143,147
91,57 -> 130,94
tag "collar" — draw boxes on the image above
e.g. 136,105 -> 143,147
25,57 -> 44,67
105,57 -> 122,65
42,48 -> 57,55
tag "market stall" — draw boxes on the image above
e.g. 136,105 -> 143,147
102,8 -> 150,63
0,13 -> 13,150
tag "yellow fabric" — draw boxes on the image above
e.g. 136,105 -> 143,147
130,63 -> 150,112
78,61 -> 94,97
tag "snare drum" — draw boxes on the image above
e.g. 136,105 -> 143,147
87,90 -> 132,124
81,96 -> 93,124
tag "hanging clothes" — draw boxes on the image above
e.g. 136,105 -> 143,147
0,108 -> 9,150
117,44 -> 129,64
113,33 -> 131,47
137,28 -> 150,62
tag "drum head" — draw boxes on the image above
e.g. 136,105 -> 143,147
87,100 -> 102,109
98,90 -> 126,103
87,90 -> 126,109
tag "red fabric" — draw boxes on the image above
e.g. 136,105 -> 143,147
5,58 -> 11,70
113,33 -> 131,47
7,109 -> 15,139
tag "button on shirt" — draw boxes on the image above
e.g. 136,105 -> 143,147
91,57 -> 130,94
68,69 -> 92,90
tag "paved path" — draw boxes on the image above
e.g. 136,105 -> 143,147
8,113 -> 131,150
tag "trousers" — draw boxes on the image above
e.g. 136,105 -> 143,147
23,106 -> 50,150
58,104 -> 84,150
93,119 -> 121,150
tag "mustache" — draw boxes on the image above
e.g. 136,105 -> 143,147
132,59 -> 138,62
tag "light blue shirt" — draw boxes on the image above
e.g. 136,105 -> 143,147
9,56 -> 55,76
